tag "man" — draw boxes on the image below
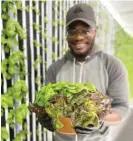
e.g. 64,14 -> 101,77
39,3 -> 130,141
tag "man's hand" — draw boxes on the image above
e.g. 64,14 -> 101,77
103,110 -> 121,125
75,120 -> 104,134
28,104 -> 55,132
38,114 -> 55,132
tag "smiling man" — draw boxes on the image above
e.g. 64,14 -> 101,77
38,3 -> 130,141
66,21 -> 96,62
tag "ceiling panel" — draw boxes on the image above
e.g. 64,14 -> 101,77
109,1 -> 133,12
100,0 -> 133,37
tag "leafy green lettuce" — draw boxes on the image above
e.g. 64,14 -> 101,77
29,82 -> 111,129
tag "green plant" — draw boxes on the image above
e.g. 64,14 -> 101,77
35,76 -> 42,85
1,80 -> 28,140
1,20 -> 26,53
1,127 -> 9,141
33,56 -> 42,70
1,80 -> 28,110
114,23 -> 133,100
33,23 -> 41,32
50,36 -> 59,43
29,82 -> 111,129
13,130 -> 28,141
1,1 -> 37,141
31,6 -> 40,15
33,40 -> 42,48
6,104 -> 28,126
2,1 -> 17,20
1,51 -> 26,80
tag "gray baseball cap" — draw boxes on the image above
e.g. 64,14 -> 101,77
66,3 -> 96,28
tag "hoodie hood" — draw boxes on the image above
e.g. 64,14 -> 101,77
64,44 -> 102,62
63,44 -> 102,83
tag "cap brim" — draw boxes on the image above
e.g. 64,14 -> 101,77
66,18 -> 96,28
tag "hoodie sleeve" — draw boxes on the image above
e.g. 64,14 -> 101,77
45,58 -> 65,84
106,54 -> 130,121
45,64 -> 56,84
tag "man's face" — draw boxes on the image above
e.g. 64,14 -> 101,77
67,21 -> 96,58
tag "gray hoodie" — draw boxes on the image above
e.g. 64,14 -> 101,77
45,45 -> 130,141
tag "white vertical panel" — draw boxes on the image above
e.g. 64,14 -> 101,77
36,1 -> 42,141
29,1 -> 36,141
46,0 -> 52,68
70,0 -> 74,8
74,0 -> 78,4
62,0 -> 67,55
0,0 -> 1,103
9,3 -> 21,137
66,0 -> 69,11
106,14 -> 115,55
95,1 -> 100,45
96,1 -> 100,25
1,23 -> 10,141
41,1 -> 47,139
41,2 -> 46,85
36,1 -> 41,89
110,18 -> 115,55
59,1 -> 63,58
55,0 -> 58,61
46,0 -> 53,140
65,1 -> 69,53
0,3 -> 1,103
22,1 -> 30,141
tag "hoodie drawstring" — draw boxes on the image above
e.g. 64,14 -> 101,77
79,62 -> 84,83
73,58 -> 84,83
73,58 -> 76,84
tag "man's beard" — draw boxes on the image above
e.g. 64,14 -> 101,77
69,39 -> 95,59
